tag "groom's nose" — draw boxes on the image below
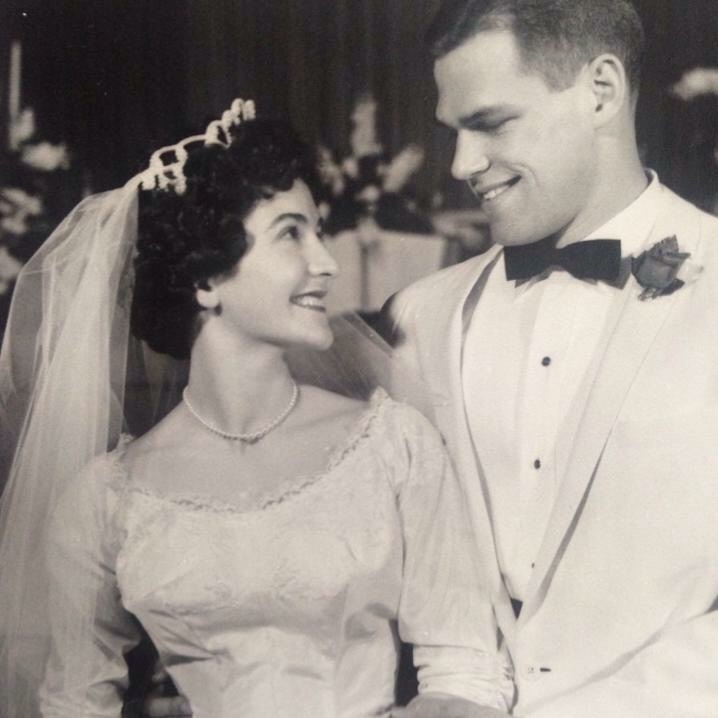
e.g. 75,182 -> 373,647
451,129 -> 491,180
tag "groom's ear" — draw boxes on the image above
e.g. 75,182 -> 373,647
585,53 -> 628,126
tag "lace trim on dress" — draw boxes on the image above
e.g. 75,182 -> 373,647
105,388 -> 392,515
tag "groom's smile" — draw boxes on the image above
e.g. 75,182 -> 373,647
468,175 -> 521,204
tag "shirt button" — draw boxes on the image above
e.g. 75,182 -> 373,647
541,356 -> 551,366
525,665 -> 540,682
534,458 -> 542,469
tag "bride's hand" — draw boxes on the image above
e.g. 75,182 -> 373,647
141,664 -> 192,717
393,692 -> 511,717
142,694 -> 193,717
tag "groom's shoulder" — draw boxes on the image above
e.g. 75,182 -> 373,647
658,184 -> 718,274
393,247 -> 500,309
660,183 -> 718,235
380,248 -> 500,340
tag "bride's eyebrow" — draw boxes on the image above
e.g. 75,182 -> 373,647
268,212 -> 307,228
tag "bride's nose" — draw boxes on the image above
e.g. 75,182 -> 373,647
305,235 -> 339,277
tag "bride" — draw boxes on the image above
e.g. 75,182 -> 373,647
0,101 -> 512,717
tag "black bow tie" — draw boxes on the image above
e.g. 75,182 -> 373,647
504,238 -> 622,282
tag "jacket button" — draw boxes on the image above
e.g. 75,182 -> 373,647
525,665 -> 540,682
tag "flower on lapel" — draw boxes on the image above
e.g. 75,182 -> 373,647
632,236 -> 699,300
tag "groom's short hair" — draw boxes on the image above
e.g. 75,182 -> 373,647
426,0 -> 645,95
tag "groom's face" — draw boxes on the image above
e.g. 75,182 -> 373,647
434,28 -> 598,247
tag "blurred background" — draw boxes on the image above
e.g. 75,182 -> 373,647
1,0 -> 718,328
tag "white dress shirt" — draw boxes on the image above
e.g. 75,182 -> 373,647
462,173 -> 663,601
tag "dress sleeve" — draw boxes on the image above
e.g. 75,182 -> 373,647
392,404 -> 514,710
39,456 -> 142,717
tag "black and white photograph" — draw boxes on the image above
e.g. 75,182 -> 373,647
1,1 -> 717,716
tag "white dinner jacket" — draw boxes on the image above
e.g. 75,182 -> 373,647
387,184 -> 718,717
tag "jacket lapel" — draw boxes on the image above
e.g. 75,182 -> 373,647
520,189 -> 702,620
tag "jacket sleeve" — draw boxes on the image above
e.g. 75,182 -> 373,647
525,607 -> 718,718
394,404 -> 514,710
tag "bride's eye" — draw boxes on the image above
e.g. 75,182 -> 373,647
279,225 -> 302,241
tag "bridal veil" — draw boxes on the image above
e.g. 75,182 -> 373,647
0,107 -> 447,717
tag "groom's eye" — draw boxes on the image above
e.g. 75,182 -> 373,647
471,117 -> 513,133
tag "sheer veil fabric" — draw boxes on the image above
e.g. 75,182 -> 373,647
0,176 -> 442,716
0,183 -> 143,717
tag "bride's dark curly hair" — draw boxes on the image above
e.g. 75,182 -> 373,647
131,119 -> 322,360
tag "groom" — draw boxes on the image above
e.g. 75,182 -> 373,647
388,0 -> 718,716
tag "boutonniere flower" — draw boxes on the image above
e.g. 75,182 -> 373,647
632,235 -> 702,300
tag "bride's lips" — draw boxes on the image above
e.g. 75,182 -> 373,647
290,289 -> 328,313
469,176 -> 521,204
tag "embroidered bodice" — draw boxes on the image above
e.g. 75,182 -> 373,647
40,391 -> 508,717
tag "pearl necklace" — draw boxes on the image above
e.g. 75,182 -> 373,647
182,382 -> 299,442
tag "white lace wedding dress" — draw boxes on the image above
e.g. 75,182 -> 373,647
39,391 -> 506,717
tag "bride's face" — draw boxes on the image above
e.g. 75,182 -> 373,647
209,179 -> 338,351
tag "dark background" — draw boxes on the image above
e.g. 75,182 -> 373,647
2,0 -> 718,210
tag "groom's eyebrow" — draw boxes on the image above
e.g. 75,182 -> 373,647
434,104 -> 518,129
458,105 -> 517,127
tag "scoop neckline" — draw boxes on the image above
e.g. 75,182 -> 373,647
108,388 -> 392,515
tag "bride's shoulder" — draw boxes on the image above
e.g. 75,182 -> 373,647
54,438 -> 135,521
301,384 -> 436,445
296,384 -> 368,423
72,436 -> 134,483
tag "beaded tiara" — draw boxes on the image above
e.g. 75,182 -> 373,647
137,98 -> 256,194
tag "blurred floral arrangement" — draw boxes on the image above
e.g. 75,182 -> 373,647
318,95 -> 434,237
0,108 -> 72,298
671,67 -> 718,176
671,67 -> 718,102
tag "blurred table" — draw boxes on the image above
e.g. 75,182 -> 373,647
326,229 -> 447,313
